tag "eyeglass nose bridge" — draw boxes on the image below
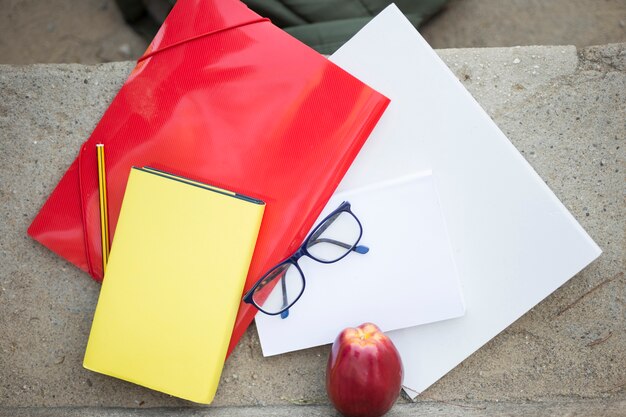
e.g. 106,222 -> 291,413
290,247 -> 308,263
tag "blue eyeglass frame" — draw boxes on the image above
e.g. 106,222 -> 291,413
242,201 -> 369,318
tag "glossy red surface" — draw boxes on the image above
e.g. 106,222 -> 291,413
28,0 -> 389,355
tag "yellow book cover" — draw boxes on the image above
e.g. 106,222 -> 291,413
83,167 -> 265,404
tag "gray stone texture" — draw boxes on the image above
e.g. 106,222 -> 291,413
420,0 -> 626,49
0,0 -> 147,64
3,399 -> 626,417
0,43 -> 625,414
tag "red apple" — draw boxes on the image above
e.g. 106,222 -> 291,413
326,323 -> 403,417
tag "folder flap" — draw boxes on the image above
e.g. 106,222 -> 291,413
139,0 -> 266,61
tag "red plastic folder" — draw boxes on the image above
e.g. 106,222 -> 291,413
28,0 -> 389,354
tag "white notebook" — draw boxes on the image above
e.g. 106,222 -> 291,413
255,171 -> 465,356
326,5 -> 601,397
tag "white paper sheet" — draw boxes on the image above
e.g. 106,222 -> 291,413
255,171 -> 465,356
326,5 -> 601,397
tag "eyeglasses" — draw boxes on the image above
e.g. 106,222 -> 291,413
243,201 -> 368,318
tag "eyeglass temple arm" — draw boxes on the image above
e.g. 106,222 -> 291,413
279,274 -> 290,319
307,237 -> 369,254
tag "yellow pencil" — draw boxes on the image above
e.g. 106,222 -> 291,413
96,144 -> 110,273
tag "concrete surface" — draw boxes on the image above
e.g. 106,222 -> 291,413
3,399 -> 626,417
1,0 -> 626,65
420,0 -> 626,49
0,43 -> 625,414
0,0 -> 148,64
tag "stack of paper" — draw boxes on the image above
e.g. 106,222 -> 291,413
255,4 -> 601,398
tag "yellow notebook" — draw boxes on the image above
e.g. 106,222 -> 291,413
83,167 -> 265,404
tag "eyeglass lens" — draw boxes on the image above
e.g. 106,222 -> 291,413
306,210 -> 361,262
251,262 -> 304,314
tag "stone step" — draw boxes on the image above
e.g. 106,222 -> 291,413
3,399 -> 626,417
0,43 -> 624,410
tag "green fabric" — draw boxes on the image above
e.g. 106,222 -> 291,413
116,0 -> 449,54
